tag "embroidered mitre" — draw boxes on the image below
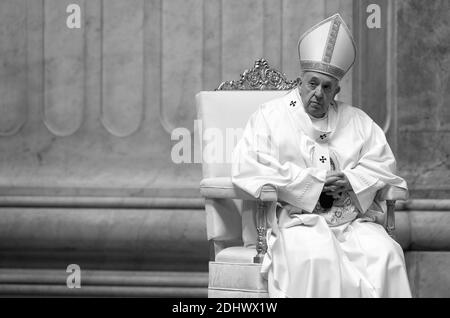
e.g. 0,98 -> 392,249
297,13 -> 357,80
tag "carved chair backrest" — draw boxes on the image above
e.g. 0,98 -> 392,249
200,59 -> 299,179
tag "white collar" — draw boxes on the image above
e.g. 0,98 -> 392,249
286,88 -> 340,142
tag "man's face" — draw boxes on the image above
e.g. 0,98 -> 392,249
299,71 -> 340,118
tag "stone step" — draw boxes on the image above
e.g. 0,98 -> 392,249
0,269 -> 208,297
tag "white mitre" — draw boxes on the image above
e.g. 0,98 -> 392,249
298,13 -> 356,81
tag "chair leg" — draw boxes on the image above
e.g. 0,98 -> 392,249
254,200 -> 268,264
386,200 -> 396,239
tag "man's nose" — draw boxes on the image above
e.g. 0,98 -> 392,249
314,86 -> 323,99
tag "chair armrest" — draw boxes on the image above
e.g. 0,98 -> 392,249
377,185 -> 409,201
200,177 -> 277,201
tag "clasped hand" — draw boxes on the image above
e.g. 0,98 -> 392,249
323,171 -> 353,199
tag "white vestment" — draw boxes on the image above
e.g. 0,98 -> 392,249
231,89 -> 412,298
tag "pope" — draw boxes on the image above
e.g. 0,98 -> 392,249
232,13 -> 412,298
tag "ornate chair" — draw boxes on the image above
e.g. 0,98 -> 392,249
195,59 -> 407,298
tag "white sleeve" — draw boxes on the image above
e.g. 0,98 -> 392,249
343,120 -> 408,213
231,108 -> 326,213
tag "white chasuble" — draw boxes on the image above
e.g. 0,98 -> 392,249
231,89 -> 412,298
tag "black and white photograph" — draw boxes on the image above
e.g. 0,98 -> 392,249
0,0 -> 448,303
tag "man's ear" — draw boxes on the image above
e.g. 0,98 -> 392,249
333,86 -> 341,99
296,77 -> 303,95
297,73 -> 303,87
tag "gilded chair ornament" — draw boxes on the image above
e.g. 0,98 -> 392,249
254,226 -> 268,264
216,59 -> 300,91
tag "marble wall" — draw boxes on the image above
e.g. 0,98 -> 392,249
1,1 -> 446,199
397,0 -> 450,198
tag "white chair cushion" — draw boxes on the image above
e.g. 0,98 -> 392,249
215,246 -> 256,263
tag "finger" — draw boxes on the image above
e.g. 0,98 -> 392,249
334,181 -> 353,191
323,186 -> 339,192
326,191 -> 344,199
327,172 -> 345,178
333,180 -> 348,187
325,176 -> 342,185
325,189 -> 343,195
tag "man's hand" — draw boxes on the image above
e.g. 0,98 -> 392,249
323,171 -> 353,199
